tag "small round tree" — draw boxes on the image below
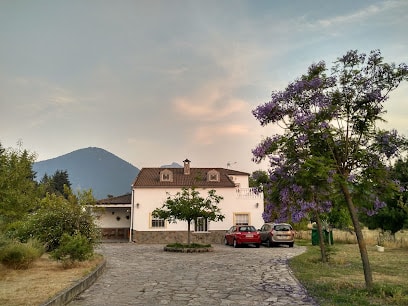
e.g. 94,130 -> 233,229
152,187 -> 224,245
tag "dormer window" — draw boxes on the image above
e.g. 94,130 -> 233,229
160,169 -> 173,182
207,169 -> 220,182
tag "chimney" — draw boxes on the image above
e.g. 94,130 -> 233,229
183,159 -> 191,175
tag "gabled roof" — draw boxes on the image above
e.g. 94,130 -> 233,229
96,193 -> 131,204
132,168 -> 249,188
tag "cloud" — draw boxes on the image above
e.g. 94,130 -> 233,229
172,76 -> 249,120
309,1 -> 404,29
48,88 -> 77,106
193,124 -> 250,145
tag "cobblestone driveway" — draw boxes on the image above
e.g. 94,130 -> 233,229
69,243 -> 318,306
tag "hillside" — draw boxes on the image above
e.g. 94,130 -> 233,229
33,147 -> 140,199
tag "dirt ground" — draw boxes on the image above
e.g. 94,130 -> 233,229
0,253 -> 103,306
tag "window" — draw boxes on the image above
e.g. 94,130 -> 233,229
160,169 -> 173,182
207,169 -> 220,182
151,215 -> 165,228
234,213 -> 249,225
194,217 -> 208,232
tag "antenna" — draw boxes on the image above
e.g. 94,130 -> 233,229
227,161 -> 237,169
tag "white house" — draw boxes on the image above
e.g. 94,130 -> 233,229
129,159 -> 264,244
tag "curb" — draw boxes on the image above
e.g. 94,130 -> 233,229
41,258 -> 106,306
164,246 -> 214,253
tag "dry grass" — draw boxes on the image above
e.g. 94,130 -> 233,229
0,253 -> 103,306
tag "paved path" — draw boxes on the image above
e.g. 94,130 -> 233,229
69,243 -> 318,306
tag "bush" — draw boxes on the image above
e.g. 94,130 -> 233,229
51,233 -> 94,267
0,240 -> 43,269
7,192 -> 100,252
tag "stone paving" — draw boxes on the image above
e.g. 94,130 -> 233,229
69,243 -> 318,306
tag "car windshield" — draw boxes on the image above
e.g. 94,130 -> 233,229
238,226 -> 256,232
274,224 -> 292,231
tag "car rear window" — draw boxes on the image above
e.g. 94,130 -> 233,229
274,224 -> 292,231
238,226 -> 256,232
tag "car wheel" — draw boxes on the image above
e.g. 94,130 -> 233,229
288,242 -> 294,248
255,243 -> 260,248
224,237 -> 229,246
233,239 -> 238,248
267,239 -> 273,248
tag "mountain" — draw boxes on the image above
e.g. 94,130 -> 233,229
33,147 -> 140,199
161,162 -> 182,168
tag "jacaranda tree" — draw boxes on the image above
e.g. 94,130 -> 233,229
252,50 -> 408,290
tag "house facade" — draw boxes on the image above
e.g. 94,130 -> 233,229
130,159 -> 264,244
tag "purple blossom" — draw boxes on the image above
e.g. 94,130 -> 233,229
296,134 -> 308,146
308,78 -> 323,88
280,187 -> 290,204
291,184 -> 303,194
252,99 -> 286,126
347,174 -> 356,182
375,129 -> 400,159
294,112 -> 315,127
252,135 -> 281,163
319,121 -> 330,129
292,211 -> 305,223
374,197 -> 386,210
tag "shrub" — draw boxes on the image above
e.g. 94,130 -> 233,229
51,233 -> 93,267
0,240 -> 43,269
26,238 -> 46,257
7,192 -> 100,252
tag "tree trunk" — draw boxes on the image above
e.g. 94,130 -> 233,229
187,220 -> 191,245
340,182 -> 373,290
315,212 -> 327,263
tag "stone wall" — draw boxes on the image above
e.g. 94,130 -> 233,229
296,228 -> 408,246
132,230 -> 226,244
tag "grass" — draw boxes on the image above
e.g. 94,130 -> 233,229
0,253 -> 104,306
289,241 -> 408,305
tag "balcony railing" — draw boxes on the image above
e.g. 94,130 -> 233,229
235,187 -> 263,199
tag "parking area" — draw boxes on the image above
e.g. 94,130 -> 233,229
69,243 -> 318,306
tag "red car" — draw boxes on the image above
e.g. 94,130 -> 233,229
224,225 -> 261,248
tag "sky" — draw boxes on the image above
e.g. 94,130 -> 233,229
1,0 -> 407,174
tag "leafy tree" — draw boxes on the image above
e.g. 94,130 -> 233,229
0,142 -> 39,229
249,170 -> 269,188
361,157 -> 408,234
252,50 -> 408,289
152,187 -> 224,245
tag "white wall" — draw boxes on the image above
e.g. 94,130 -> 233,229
227,174 -> 249,188
96,207 -> 131,228
132,184 -> 264,232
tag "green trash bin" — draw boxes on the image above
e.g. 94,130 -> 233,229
324,230 -> 334,245
311,228 -> 319,245
311,228 -> 333,245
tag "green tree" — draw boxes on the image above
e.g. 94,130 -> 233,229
252,50 -> 408,289
152,187 -> 224,245
361,157 -> 408,234
249,170 -> 269,188
0,142 -> 39,229
39,170 -> 71,197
